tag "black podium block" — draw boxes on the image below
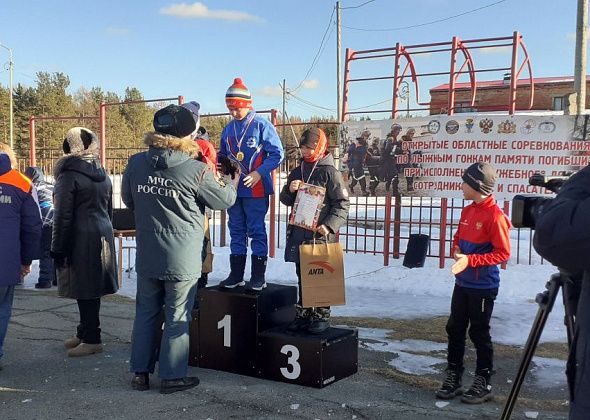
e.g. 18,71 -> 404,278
257,327 -> 358,388
198,283 -> 297,375
188,309 -> 199,367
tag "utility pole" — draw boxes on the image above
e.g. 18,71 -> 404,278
574,0 -> 588,114
0,43 -> 13,149
336,1 -> 342,122
335,1 -> 342,166
282,79 -> 287,142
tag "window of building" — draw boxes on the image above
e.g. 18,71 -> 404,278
552,96 -> 564,111
455,102 -> 477,113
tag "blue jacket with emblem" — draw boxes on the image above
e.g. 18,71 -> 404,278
219,110 -> 284,198
0,153 -> 42,287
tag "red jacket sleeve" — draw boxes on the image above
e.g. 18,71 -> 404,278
467,211 -> 511,267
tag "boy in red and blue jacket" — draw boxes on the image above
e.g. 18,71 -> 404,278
436,162 -> 511,404
218,78 -> 284,291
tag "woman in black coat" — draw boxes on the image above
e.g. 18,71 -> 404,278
51,127 -> 118,357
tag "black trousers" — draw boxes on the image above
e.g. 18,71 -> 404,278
445,284 -> 497,377
76,298 -> 101,344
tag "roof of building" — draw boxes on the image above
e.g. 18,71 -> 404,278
430,75 -> 590,92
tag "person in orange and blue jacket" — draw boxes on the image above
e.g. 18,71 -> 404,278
0,143 -> 42,369
218,78 -> 284,292
436,162 -> 511,404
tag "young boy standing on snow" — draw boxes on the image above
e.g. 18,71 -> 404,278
436,162 -> 511,404
279,128 -> 349,334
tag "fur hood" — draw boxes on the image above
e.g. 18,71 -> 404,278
144,132 -> 201,159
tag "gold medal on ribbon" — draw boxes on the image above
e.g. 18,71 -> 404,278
236,151 -> 244,161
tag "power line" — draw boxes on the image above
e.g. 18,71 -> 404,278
341,0 -> 377,10
342,0 -> 508,32
349,97 -> 392,111
291,5 -> 336,93
287,91 -> 336,112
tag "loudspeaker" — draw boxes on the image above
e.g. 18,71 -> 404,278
403,233 -> 429,268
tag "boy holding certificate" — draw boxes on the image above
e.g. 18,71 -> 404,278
279,128 -> 350,334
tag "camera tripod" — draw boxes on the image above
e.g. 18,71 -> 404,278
501,271 -> 580,420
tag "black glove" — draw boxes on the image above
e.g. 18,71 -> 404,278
50,251 -> 67,268
217,155 -> 241,180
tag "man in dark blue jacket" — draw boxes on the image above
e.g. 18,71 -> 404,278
534,165 -> 590,419
123,104 -> 238,394
0,146 -> 42,368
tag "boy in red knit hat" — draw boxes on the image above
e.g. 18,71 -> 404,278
218,78 -> 284,291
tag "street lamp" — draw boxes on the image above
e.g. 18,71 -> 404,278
398,81 -> 410,118
0,43 -> 13,149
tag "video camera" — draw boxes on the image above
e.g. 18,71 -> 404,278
511,173 -> 570,229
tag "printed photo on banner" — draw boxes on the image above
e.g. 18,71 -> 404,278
341,114 -> 588,199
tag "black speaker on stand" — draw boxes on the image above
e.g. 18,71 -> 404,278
403,234 -> 429,268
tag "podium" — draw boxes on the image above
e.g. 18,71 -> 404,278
188,282 -> 358,387
198,284 -> 297,375
257,327 -> 358,388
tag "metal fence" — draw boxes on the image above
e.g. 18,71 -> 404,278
17,145 -> 539,268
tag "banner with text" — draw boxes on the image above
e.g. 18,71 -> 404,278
341,115 -> 590,199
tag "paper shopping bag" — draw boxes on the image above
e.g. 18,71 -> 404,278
299,241 -> 345,307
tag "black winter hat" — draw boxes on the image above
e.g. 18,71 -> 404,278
462,162 -> 497,196
153,104 -> 196,138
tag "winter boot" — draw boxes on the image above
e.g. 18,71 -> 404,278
359,178 -> 369,195
247,256 -> 267,291
219,254 -> 247,288
307,307 -> 331,334
131,373 -> 150,391
64,336 -> 81,349
436,366 -> 464,399
406,177 -> 415,192
197,273 -> 208,289
160,376 -> 200,394
67,342 -> 103,357
287,306 -> 312,332
461,372 -> 493,404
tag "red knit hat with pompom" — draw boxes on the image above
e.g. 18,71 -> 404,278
225,78 -> 252,109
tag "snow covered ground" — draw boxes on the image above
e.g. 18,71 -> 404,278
20,241 -> 569,385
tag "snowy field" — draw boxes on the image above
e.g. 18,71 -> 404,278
20,240 -> 568,386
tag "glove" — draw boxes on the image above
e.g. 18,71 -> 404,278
50,251 -> 67,268
217,155 -> 241,180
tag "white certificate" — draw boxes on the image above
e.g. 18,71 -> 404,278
289,183 -> 326,231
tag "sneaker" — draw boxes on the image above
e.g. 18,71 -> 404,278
435,368 -> 463,399
160,376 -> 200,394
64,336 -> 81,349
460,375 -> 493,404
35,282 -> 52,289
131,373 -> 150,391
67,343 -> 103,357
307,319 -> 330,334
219,277 -> 246,288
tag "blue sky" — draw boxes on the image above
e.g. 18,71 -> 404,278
0,0 -> 584,119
